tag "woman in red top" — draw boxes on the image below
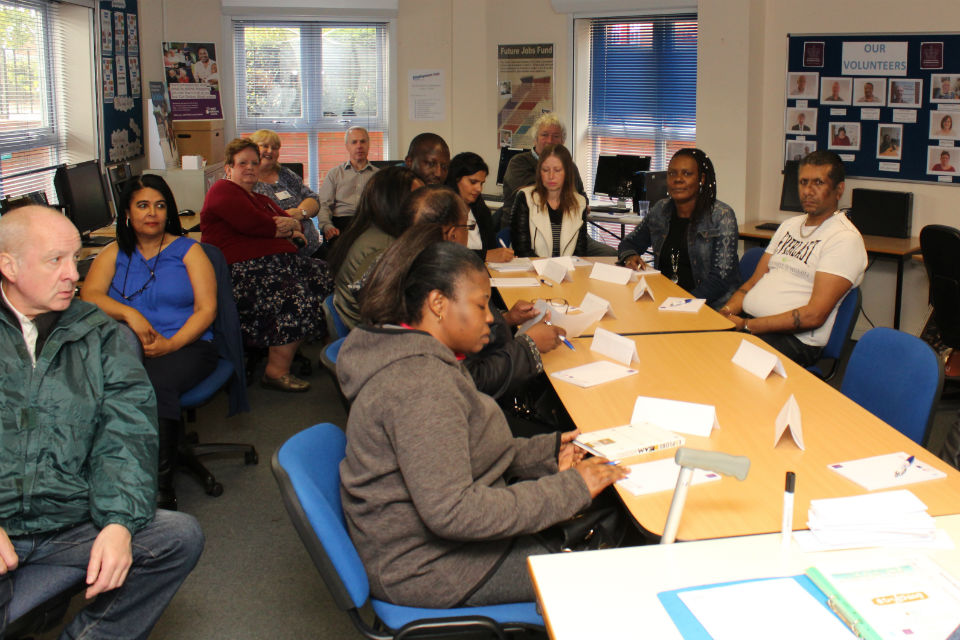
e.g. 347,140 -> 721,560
201,138 -> 333,391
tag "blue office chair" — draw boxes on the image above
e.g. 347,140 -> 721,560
738,246 -> 765,282
495,227 -> 511,249
272,423 -> 544,639
178,244 -> 256,497
807,287 -> 861,381
319,337 -> 350,412
323,294 -> 350,340
840,327 -> 944,447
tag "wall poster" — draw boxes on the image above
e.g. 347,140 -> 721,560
162,41 -> 223,120
99,0 -> 143,162
786,34 -> 960,185
497,43 -> 554,149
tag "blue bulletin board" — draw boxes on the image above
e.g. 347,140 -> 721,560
786,34 -> 960,185
98,0 -> 143,162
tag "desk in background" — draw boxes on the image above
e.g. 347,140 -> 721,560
541,331 -> 960,540
740,221 -> 920,330
491,258 -> 733,336
528,514 -> 960,640
586,210 -> 643,241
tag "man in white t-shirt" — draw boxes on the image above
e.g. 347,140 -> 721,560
720,151 -> 867,366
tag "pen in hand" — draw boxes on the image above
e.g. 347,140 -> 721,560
544,320 -> 574,350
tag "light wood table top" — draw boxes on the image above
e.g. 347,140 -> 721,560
490,258 -> 733,336
528,514 -> 960,640
741,220 -> 920,257
542,330 -> 960,540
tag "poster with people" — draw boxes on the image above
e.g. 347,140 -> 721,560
162,41 -> 223,120
497,43 -> 554,149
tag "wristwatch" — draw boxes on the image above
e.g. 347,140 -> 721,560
300,208 -> 309,219
743,319 -> 752,333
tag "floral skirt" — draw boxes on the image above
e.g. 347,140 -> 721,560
230,252 -> 333,348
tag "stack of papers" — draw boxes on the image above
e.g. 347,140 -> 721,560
549,360 -> 638,388
487,258 -> 533,272
802,490 -> 940,550
489,277 -> 540,288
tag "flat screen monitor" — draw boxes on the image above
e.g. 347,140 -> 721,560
0,190 -> 47,215
633,170 -> 668,204
496,147 -> 526,185
369,160 -> 403,170
594,154 -> 652,199
779,160 -> 803,212
54,160 -> 115,246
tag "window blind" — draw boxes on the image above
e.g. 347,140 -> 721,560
232,19 -> 390,191
578,14 -> 697,199
0,0 -> 96,201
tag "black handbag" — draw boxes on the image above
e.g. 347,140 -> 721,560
535,488 -> 629,552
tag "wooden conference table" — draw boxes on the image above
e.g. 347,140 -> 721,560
740,221 -> 921,330
528,513 -> 960,640
490,258 -> 734,335
539,331 -> 960,540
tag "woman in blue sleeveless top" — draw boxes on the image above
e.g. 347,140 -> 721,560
82,174 -> 218,510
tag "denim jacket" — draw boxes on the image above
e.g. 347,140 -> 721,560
618,198 -> 740,307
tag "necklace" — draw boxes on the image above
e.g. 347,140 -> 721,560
798,211 -> 835,238
112,234 -> 165,301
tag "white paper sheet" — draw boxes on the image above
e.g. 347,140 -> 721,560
630,395 -> 720,437
548,307 -> 606,338
809,489 -> 929,524
732,339 -> 787,380
827,453 -> 947,491
658,297 -> 706,313
489,277 -> 540,288
487,258 -> 533,272
676,578 -> 854,640
548,360 -> 638,388
590,327 -> 640,366
616,457 -> 720,496
774,394 -> 804,450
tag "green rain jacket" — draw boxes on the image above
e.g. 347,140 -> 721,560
0,298 -> 158,537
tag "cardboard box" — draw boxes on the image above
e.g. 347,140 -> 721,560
172,120 -> 225,163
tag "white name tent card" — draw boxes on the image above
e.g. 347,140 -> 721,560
617,457 -> 721,496
539,259 -> 573,284
549,307 -> 606,338
548,360 -> 638,388
732,339 -> 787,380
579,292 -> 617,319
827,452 -> 947,491
658,297 -> 706,313
532,256 -> 576,278
774,394 -> 805,450
489,277 -> 540,288
590,327 -> 639,366
630,395 -> 720,437
589,262 -> 635,285
632,276 -> 654,301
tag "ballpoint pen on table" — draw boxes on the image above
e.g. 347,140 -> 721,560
539,278 -> 554,287
895,455 -> 916,478
666,298 -> 693,308
782,471 -> 795,548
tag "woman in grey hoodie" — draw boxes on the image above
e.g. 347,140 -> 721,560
337,224 -> 627,609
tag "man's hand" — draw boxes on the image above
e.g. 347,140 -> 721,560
0,527 -> 18,575
623,255 -> 647,271
485,247 -> 515,263
323,226 -> 341,241
85,524 -> 132,599
503,300 -> 537,326
558,430 -> 585,471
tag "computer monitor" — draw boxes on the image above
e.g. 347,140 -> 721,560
594,154 -> 652,201
632,170 -> 669,209
369,159 -> 403,170
54,160 -> 115,247
496,147 -> 526,186
779,160 -> 803,212
0,190 -> 48,216
106,161 -> 134,215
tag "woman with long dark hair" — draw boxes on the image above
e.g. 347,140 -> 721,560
337,225 -> 625,609
617,148 -> 740,308
510,144 -> 589,258
445,152 -> 513,262
81,174 -> 218,509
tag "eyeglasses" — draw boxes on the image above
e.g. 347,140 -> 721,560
534,298 -> 569,313
452,223 -> 477,231
110,270 -> 155,301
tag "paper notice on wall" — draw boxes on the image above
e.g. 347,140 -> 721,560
409,70 -> 445,121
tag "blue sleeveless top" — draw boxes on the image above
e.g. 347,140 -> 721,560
108,235 -> 213,342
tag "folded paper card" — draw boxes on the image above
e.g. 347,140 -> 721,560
589,262 -> 635,285
516,298 -> 548,335
827,452 -> 947,491
489,277 -> 540,288
774,394 -> 804,449
732,339 -> 787,380
658,297 -> 706,313
574,422 -> 684,460
590,327 -> 640,366
617,457 -> 721,496
580,292 -> 616,319
633,276 -> 654,301
486,258 -> 532,272
630,395 -> 720,437
549,307 -> 606,338
548,360 -> 638,388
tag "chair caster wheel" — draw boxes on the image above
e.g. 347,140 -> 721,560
205,481 -> 223,497
245,450 -> 259,465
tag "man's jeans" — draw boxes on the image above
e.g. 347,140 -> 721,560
0,510 -> 203,640
758,332 -> 823,368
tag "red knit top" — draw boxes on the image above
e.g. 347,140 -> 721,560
200,179 -> 297,264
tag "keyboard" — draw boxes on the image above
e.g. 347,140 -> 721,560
591,205 -> 631,214
77,256 -> 94,280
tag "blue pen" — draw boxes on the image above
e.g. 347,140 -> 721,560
543,320 -> 574,350
895,455 -> 916,478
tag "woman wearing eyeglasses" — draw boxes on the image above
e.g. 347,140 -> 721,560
81,174 -> 218,511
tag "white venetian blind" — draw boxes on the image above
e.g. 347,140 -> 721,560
0,0 -> 96,202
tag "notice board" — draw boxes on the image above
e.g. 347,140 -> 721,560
786,34 -> 960,185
